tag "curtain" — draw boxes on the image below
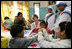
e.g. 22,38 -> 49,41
1,1 -> 30,24
1,1 -> 15,23
17,1 -> 30,22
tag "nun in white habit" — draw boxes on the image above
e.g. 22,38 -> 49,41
45,6 -> 56,30
51,1 -> 71,38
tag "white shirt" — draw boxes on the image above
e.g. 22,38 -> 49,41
38,39 -> 71,48
38,33 -> 71,48
31,21 -> 40,30
38,28 -> 49,41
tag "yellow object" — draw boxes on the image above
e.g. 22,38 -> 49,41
1,1 -> 30,23
1,38 -> 10,48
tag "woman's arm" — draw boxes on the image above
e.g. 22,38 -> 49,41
39,39 -> 71,48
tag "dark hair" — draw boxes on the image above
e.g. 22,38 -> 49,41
4,17 -> 9,20
59,22 -> 71,39
48,8 -> 52,11
40,20 -> 48,28
10,25 -> 24,37
17,12 -> 22,16
33,14 -> 38,19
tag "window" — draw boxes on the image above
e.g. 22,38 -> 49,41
34,3 -> 40,19
13,1 -> 18,16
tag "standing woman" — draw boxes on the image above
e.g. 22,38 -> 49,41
51,1 -> 71,38
31,14 -> 40,30
14,12 -> 27,26
45,6 -> 56,30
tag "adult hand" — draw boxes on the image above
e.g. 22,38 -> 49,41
27,21 -> 31,27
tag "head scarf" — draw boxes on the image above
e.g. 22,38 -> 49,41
56,1 -> 71,15
56,1 -> 67,6
48,6 -> 55,14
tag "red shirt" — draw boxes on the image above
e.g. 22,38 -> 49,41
46,27 -> 50,33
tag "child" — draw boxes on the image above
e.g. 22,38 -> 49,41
40,20 -> 50,33
4,16 -> 13,30
8,25 -> 37,48
32,20 -> 50,34
38,20 -> 51,41
40,20 -> 56,39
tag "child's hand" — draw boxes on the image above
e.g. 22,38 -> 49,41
27,22 -> 31,27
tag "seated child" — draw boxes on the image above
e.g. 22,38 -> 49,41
40,20 -> 55,38
4,16 -> 13,30
38,20 -> 51,41
32,20 -> 50,34
8,25 -> 37,48
40,20 -> 50,33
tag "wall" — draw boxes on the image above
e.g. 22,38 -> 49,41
29,1 -> 48,20
29,1 -> 48,8
29,1 -> 59,20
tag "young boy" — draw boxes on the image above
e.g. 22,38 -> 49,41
8,25 -> 37,48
